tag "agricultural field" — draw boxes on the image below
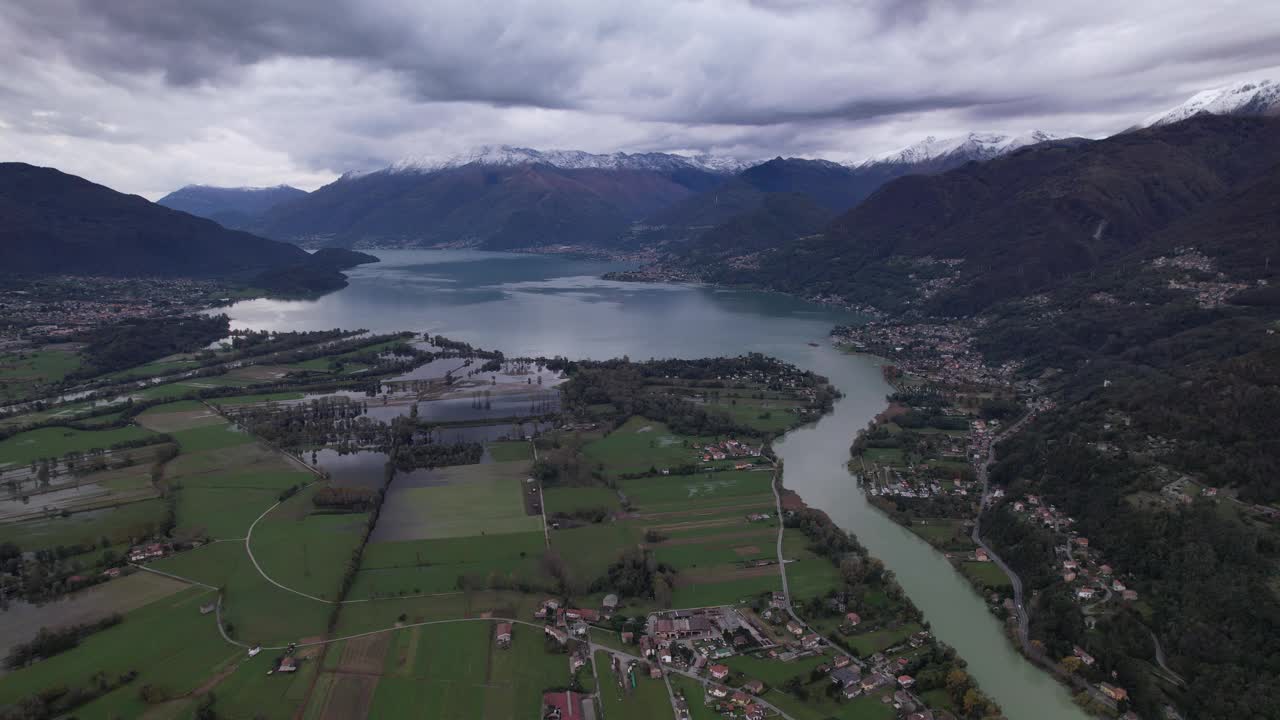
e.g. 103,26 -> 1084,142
0,348 -> 83,402
620,469 -> 775,511
583,416 -> 713,477
371,461 -> 540,542
0,586 -> 239,718
543,485 -> 620,514
0,424 -> 157,467
352,530 -> 548,598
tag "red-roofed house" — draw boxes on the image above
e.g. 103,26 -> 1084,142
709,664 -> 730,680
542,691 -> 588,720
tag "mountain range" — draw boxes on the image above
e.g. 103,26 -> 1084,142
0,163 -> 373,295
703,114 -> 1280,313
157,184 -> 307,230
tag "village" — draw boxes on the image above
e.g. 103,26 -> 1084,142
0,275 -> 228,345
524,593 -> 949,720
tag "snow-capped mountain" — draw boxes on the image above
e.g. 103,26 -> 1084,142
859,131 -> 1067,168
1140,78 -> 1280,127
390,145 -> 752,174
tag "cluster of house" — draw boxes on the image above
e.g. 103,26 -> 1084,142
127,542 -> 172,563
830,320 -> 1023,390
1009,496 -> 1139,606
0,276 -> 222,343
864,469 -> 982,500
1070,649 -> 1133,710
538,597 -> 608,644
699,439 -> 762,463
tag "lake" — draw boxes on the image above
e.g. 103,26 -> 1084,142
220,249 -> 1086,720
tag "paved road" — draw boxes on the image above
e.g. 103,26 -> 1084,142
970,412 -> 1036,653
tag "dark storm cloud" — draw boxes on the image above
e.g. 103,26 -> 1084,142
2,1 -> 1280,196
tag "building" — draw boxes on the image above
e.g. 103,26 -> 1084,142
542,691 -> 589,720
831,667 -> 860,689
277,657 -> 298,673
845,612 -> 861,626
495,622 -> 513,648
742,679 -> 764,694
655,616 -> 713,640
801,633 -> 821,650
833,654 -> 852,669
545,626 -> 569,645
785,620 -> 804,637
897,675 -> 915,688
730,691 -> 752,706
602,594 -> 619,613
708,685 -> 729,699
709,664 -> 730,680
1100,683 -> 1128,702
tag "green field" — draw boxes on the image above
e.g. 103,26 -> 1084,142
583,417 -> 711,477
594,649 -> 672,720
487,440 -> 533,462
249,485 -> 369,600
0,425 -> 157,466
727,651 -> 831,687
151,541 -> 332,644
846,623 -> 923,656
670,573 -> 780,608
550,522 -> 643,581
0,349 -> 82,388
352,531 -> 548,597
0,497 -> 167,549
172,422 -> 256,452
543,485 -> 620,514
621,470 -> 774,510
363,620 -> 569,719
108,358 -> 201,381
212,391 -> 306,406
651,530 -> 776,569
960,560 -> 1012,589
0,587 -> 238,717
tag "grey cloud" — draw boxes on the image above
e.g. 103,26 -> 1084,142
2,0 -> 1280,196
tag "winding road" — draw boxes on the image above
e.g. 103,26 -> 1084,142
970,412 -> 1036,653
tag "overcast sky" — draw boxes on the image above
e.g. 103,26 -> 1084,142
2,1 -> 1279,199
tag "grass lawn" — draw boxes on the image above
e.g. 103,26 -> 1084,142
543,486 -> 620,514
594,649 -> 672,720
961,560 -> 1011,590
0,425 -> 156,466
352,531 -> 549,598
583,417 -> 711,477
375,461 -> 540,541
487,440 -> 533,462
108,358 -> 201,381
726,651 -> 831,687
847,623 -> 922,656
